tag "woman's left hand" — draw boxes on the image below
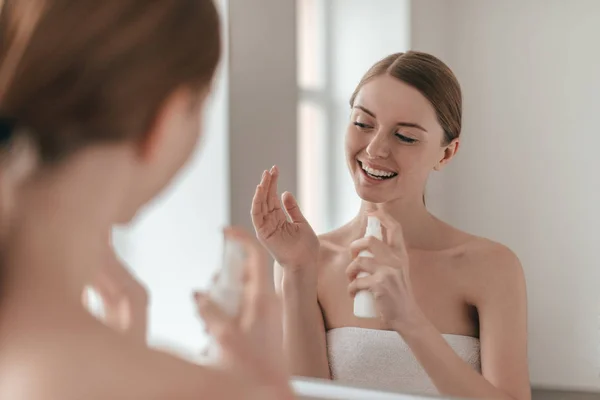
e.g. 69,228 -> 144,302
346,209 -> 427,334
83,256 -> 149,343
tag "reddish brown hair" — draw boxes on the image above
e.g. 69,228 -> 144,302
350,51 -> 462,145
0,0 -> 221,162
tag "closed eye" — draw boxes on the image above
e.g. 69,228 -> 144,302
395,133 -> 417,144
353,122 -> 372,130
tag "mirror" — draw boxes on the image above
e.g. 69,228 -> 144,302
111,0 -> 600,399
295,1 -> 600,399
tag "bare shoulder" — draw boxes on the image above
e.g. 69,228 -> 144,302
0,325 -> 266,400
458,236 -> 526,303
463,237 -> 523,275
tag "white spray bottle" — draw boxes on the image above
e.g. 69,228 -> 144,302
203,238 -> 246,361
353,216 -> 382,318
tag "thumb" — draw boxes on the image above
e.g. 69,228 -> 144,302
282,192 -> 306,223
194,291 -> 239,350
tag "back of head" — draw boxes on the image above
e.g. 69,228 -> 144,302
350,51 -> 462,145
0,0 -> 221,163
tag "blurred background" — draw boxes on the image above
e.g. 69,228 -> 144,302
107,1 -> 599,398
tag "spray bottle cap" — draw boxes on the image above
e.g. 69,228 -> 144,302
365,216 -> 383,240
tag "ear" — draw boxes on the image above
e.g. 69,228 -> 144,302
137,90 -> 188,163
433,138 -> 460,171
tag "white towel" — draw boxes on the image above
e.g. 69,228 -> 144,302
327,327 -> 480,396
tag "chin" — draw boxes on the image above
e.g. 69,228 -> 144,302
354,185 -> 392,204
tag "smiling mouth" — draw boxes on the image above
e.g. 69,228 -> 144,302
358,161 -> 398,180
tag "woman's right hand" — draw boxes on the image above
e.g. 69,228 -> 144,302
194,227 -> 294,398
251,166 -> 320,271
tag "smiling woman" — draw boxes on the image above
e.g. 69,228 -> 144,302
252,50 -> 531,400
346,52 -> 461,205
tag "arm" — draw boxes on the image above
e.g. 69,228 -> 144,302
275,262 -> 331,379
250,166 -> 329,379
400,249 -> 530,400
347,210 -> 530,400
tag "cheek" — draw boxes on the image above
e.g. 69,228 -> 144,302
391,146 -> 431,173
345,126 -> 366,155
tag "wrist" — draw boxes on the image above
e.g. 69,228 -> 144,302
392,310 -> 434,340
281,269 -> 318,299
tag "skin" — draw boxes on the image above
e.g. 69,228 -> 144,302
0,87 -> 294,400
252,74 -> 531,400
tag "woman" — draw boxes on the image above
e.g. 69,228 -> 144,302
251,52 -> 531,399
0,1 -> 293,399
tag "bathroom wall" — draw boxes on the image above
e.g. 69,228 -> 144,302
320,0 -> 412,230
411,0 -> 600,393
114,10 -> 230,354
227,0 -> 298,233
110,0 -> 298,357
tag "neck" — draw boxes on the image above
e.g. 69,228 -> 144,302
353,195 -> 438,248
3,146 -> 134,307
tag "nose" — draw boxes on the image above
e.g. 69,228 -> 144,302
365,130 -> 390,159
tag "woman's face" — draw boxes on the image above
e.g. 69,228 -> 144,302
345,74 -> 456,204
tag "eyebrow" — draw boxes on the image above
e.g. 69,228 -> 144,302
354,105 -> 428,132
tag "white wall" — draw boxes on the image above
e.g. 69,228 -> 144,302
113,1 -> 230,356
412,0 -> 600,391
228,0 -> 297,233
110,0 -> 298,358
326,0 -> 411,229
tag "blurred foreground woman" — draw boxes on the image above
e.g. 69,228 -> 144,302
0,1 -> 293,399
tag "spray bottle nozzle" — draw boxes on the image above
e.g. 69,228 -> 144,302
365,216 -> 383,240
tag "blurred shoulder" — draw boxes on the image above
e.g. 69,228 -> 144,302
0,326 -> 263,400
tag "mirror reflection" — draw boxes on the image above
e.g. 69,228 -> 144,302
292,1 -> 600,399
1,0 -> 598,399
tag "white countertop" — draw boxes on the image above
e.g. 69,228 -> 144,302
291,377 -> 459,400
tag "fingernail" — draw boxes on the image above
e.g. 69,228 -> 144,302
262,170 -> 267,178
270,165 -> 276,173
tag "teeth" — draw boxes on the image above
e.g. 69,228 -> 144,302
361,163 -> 397,178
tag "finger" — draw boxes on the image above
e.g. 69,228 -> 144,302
258,170 -> 270,215
267,166 -> 280,212
349,236 -> 390,260
251,184 -> 262,216
194,291 -> 239,349
262,168 -> 274,211
348,274 -> 378,297
345,256 -> 379,281
81,287 -> 90,309
94,262 -> 149,306
368,209 -> 406,250
224,227 -> 271,294
281,191 -> 307,224
258,169 -> 269,187
90,270 -> 124,307
250,185 -> 265,229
